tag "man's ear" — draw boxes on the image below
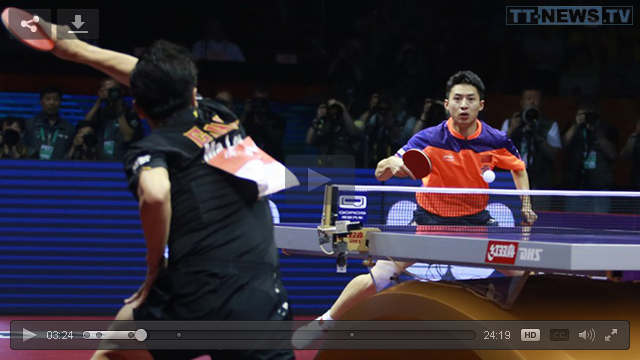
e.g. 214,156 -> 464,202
133,100 -> 159,130
444,99 -> 449,111
133,100 -> 147,120
191,87 -> 198,107
479,100 -> 485,112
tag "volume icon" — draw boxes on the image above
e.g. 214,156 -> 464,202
579,329 -> 596,342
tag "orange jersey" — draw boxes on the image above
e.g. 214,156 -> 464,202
397,118 -> 525,217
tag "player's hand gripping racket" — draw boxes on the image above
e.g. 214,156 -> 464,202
402,149 -> 433,179
1,7 -> 55,51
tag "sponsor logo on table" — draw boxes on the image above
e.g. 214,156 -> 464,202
339,195 -> 367,209
338,195 -> 368,222
519,247 -> 543,262
346,231 -> 365,244
485,241 -> 519,265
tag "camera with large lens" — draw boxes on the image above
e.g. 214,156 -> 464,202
521,107 -> 541,126
83,133 -> 98,148
107,87 -> 122,105
326,103 -> 344,123
2,129 -> 21,148
584,110 -> 598,127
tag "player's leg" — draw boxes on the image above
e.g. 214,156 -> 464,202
89,303 -> 153,360
292,260 -> 413,349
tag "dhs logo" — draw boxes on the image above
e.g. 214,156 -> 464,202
519,248 -> 543,262
339,196 -> 367,209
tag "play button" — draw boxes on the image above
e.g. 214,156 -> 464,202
23,328 -> 36,342
308,168 -> 331,192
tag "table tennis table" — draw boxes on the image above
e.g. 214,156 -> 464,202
274,185 -> 640,359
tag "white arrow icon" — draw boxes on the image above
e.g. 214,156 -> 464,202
72,15 -> 84,28
612,329 -> 618,335
23,328 -> 36,342
605,335 -> 611,342
307,168 -> 331,192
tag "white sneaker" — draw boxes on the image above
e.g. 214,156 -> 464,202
291,319 -> 334,350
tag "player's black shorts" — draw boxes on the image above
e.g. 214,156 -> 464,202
412,207 -> 498,226
133,258 -> 295,360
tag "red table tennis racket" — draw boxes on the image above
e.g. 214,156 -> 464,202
403,149 -> 432,179
2,7 -> 55,52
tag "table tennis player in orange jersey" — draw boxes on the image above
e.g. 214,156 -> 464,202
292,71 -> 537,349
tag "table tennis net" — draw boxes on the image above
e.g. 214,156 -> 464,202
329,185 -> 640,234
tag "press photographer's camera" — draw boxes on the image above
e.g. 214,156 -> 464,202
2,129 -> 21,148
107,87 -> 122,105
584,110 -> 598,127
83,133 -> 98,148
521,107 -> 541,126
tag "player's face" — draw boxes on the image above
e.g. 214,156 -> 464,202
445,84 -> 484,126
521,90 -> 541,110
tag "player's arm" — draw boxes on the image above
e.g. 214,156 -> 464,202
42,20 -> 137,86
510,169 -> 537,225
125,167 -> 172,308
375,155 -> 415,181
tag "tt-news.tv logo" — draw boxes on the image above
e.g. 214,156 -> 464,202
506,6 -> 633,25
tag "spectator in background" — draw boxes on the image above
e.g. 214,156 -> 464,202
412,98 -> 446,134
361,93 -> 407,167
563,103 -> 618,212
85,78 -> 143,160
67,121 -> 101,161
25,86 -> 75,160
559,47 -> 600,99
501,88 -> 561,193
307,99 -> 361,168
620,118 -> 640,189
192,18 -> 246,62
214,90 -> 235,113
0,117 -> 36,159
242,90 -> 286,162
356,92 -> 379,131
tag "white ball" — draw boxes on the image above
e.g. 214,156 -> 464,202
482,170 -> 496,183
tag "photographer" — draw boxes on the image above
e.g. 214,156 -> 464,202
67,121 -> 101,161
563,103 -> 618,193
412,98 -> 447,134
501,89 -> 561,190
620,119 -> 640,189
85,78 -> 143,160
214,90 -> 235,112
362,94 -> 406,168
307,99 -> 361,167
0,117 -> 37,159
242,95 -> 286,162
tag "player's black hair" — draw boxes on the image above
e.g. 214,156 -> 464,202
39,85 -> 62,100
130,40 -> 198,121
445,71 -> 485,100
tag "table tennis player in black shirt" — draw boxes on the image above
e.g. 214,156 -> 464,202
15,16 -> 294,360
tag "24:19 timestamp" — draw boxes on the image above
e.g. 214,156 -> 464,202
484,331 -> 511,340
